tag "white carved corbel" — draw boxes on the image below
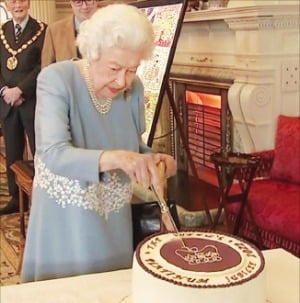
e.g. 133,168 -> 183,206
229,83 -> 273,153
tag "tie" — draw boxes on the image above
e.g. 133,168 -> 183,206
75,29 -> 82,59
15,24 -> 22,43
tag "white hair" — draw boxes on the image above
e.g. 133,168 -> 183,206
77,4 -> 155,61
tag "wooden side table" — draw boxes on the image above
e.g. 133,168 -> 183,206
210,152 -> 260,235
10,160 -> 34,238
10,160 -> 34,273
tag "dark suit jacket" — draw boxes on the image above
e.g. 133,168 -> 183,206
0,16 -> 47,120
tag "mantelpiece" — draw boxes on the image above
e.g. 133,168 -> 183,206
172,4 -> 299,152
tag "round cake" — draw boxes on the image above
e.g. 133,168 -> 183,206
132,231 -> 265,303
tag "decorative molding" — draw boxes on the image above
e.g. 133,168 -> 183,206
250,86 -> 272,108
228,83 -> 273,152
174,50 -> 237,67
234,68 -> 275,85
184,4 -> 299,23
226,15 -> 300,31
171,64 -> 235,84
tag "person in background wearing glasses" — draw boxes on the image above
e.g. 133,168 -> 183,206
0,0 -> 46,215
41,0 -> 98,67
21,3 -> 176,283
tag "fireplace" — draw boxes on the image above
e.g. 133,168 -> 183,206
165,2 -> 299,184
172,4 -> 299,154
169,76 -> 233,184
154,3 -> 298,211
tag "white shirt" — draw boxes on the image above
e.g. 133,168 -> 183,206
13,15 -> 29,34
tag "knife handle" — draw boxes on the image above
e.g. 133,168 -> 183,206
157,161 -> 166,198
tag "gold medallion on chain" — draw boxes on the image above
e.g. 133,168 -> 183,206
0,21 -> 45,71
6,56 -> 18,70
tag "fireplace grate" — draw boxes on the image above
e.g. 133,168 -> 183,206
187,103 -> 221,169
169,79 -> 232,184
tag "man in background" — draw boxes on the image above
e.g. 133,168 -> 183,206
41,0 -> 98,67
0,0 -> 46,215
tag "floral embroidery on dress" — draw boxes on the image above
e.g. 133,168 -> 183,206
33,156 -> 133,217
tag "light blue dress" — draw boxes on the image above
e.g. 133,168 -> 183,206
21,60 -> 151,282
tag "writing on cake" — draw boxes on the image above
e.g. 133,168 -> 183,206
145,258 -> 210,284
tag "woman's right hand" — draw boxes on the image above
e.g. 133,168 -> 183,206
99,150 -> 176,189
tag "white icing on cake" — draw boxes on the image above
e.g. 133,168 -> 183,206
132,231 -> 265,303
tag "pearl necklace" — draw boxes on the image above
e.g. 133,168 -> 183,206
81,59 -> 112,114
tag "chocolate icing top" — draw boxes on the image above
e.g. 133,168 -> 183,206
135,231 -> 265,288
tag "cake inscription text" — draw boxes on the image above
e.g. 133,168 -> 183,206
234,242 -> 257,258
225,261 -> 257,283
146,237 -> 162,250
145,258 -> 209,284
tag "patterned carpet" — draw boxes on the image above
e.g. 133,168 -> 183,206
0,154 -> 23,286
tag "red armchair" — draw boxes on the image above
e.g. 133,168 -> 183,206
226,115 -> 300,257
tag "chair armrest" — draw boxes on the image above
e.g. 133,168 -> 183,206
233,150 -> 274,181
252,150 -> 274,179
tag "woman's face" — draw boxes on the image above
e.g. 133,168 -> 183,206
90,47 -> 144,99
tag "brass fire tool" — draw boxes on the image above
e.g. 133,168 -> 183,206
150,162 -> 187,248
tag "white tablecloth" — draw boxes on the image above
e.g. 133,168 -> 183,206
0,249 -> 299,303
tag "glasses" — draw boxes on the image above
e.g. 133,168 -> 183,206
6,0 -> 28,4
72,0 -> 95,7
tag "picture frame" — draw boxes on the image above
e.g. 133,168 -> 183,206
131,0 -> 188,146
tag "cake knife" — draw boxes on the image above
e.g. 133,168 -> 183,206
151,162 -> 187,248
150,183 -> 179,233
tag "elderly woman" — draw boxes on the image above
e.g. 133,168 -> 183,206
21,4 -> 177,282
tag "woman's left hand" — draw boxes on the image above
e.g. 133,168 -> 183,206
131,152 -> 177,189
152,153 -> 177,179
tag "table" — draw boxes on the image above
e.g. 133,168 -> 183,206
0,249 -> 299,303
10,160 -> 34,238
9,160 -> 34,274
210,152 -> 260,234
